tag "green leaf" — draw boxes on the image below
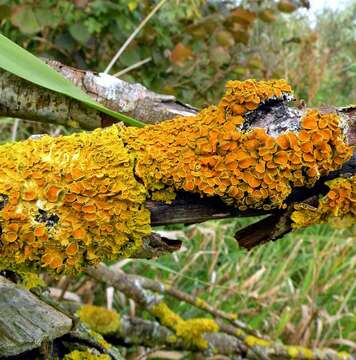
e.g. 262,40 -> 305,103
0,33 -> 145,127
34,8 -> 61,29
69,23 -> 91,44
10,6 -> 42,34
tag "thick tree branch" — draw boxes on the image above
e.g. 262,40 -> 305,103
0,67 -> 354,267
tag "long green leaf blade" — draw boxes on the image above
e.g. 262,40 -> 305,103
0,33 -> 145,128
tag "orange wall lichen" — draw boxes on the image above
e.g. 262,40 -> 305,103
122,80 -> 352,212
292,176 -> 355,228
0,126 -> 151,274
0,79 -> 353,274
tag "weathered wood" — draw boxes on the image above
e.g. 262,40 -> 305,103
0,276 -> 72,357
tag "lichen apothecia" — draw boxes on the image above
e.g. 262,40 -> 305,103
0,80 -> 353,274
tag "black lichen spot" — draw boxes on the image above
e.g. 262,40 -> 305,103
0,194 -> 9,210
35,209 -> 59,228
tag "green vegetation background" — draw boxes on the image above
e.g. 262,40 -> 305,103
0,0 -> 354,355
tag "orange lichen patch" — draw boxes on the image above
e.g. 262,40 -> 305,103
239,158 -> 256,169
34,225 -> 47,237
46,185 -> 62,202
66,243 -> 79,256
301,115 -> 318,129
274,151 -> 289,166
0,126 -> 150,275
219,79 -> 292,116
72,228 -> 86,239
276,134 -> 289,150
22,190 -> 37,201
0,80 -> 353,275
243,173 -> 261,188
64,193 -> 76,203
292,176 -> 355,228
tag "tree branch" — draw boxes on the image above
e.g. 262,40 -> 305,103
0,61 -> 197,129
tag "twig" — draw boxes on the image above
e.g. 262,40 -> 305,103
124,271 -> 259,336
104,0 -> 167,74
113,57 -> 152,78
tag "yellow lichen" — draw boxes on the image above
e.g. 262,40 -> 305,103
18,271 -> 45,289
88,329 -> 110,350
0,79 -> 353,275
0,126 -> 150,274
292,176 -> 355,228
287,345 -> 314,359
77,305 -> 120,335
151,301 -> 219,349
64,350 -> 110,360
245,335 -> 272,348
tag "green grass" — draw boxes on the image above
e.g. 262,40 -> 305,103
124,218 -> 355,353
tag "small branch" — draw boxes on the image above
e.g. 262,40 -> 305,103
113,57 -> 152,78
124,270 -> 257,336
104,0 -> 167,74
86,264 -> 352,360
116,315 -> 246,356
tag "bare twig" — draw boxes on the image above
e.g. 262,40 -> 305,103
104,0 -> 167,74
113,57 -> 152,78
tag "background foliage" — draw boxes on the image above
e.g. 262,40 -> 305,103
0,0 -> 355,357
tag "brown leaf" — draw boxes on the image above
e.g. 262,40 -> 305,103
230,7 -> 256,26
170,43 -> 193,67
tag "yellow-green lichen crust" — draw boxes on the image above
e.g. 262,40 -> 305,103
77,305 -> 120,335
151,301 -> 219,349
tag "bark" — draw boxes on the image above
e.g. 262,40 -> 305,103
0,275 -> 72,357
0,61 -> 197,129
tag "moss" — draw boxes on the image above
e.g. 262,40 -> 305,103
0,79 -> 352,275
292,176 -> 355,228
63,350 -> 110,360
77,305 -> 120,335
151,301 -> 219,350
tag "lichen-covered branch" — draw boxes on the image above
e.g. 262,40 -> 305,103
0,79 -> 354,274
84,265 -> 352,360
123,270 -> 257,335
77,304 -> 246,357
